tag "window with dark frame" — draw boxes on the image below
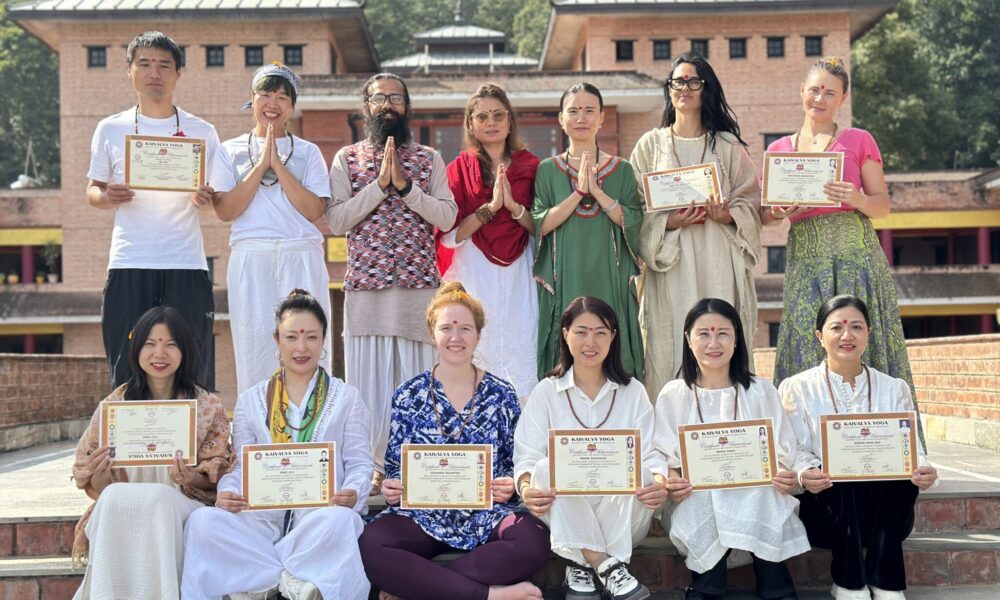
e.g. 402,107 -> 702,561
805,35 -> 823,57
206,45 -> 225,67
178,46 -> 186,68
245,45 -> 264,67
767,246 -> 788,274
766,37 -> 785,58
763,132 -> 792,149
652,39 -> 671,61
691,39 -> 709,58
614,40 -> 634,62
729,38 -> 747,59
283,45 -> 304,66
87,46 -> 107,68
330,47 -> 338,74
768,323 -> 781,347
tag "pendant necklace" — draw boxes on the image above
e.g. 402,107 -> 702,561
247,130 -> 295,187
429,364 -> 480,440
133,105 -> 182,136
823,361 -> 872,413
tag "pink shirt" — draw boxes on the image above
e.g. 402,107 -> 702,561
767,127 -> 883,223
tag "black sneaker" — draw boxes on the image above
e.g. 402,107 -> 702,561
596,559 -> 650,600
563,564 -> 601,600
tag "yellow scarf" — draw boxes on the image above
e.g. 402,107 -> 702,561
266,368 -> 328,443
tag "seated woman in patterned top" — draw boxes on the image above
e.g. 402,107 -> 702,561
359,282 -> 550,600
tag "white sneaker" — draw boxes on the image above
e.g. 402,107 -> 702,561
227,590 -> 278,600
279,570 -> 321,600
596,558 -> 650,600
831,583 -> 872,599
870,586 -> 906,600
563,564 -> 600,599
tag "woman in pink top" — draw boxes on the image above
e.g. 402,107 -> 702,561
762,57 -> 923,444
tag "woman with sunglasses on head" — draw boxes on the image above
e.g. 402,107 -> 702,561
654,298 -> 807,600
630,53 -> 761,399
360,282 -> 549,600
779,295 -> 937,600
515,297 -> 668,600
71,306 -> 232,600
437,84 -> 541,402
210,63 -> 333,394
182,290 -> 372,600
764,59 -> 921,446
533,83 -> 644,382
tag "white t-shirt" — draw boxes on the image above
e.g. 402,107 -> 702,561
88,107 -> 221,270
212,134 -> 331,244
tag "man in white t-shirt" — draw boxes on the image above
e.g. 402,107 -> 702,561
86,31 -> 221,388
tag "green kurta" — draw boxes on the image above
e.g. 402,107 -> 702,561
532,154 -> 644,380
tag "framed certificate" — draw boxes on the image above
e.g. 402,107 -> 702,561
641,162 -> 721,212
243,442 -> 335,511
678,418 -> 776,491
125,134 -> 206,192
401,444 -> 493,510
100,400 -> 197,467
548,429 -> 641,495
761,152 -> 844,207
821,412 -> 918,482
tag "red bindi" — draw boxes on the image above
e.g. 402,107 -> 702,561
452,320 -> 459,324
842,320 -> 848,324
298,329 -> 304,333
710,327 -> 715,332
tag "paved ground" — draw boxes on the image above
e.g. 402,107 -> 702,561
644,586 -> 1000,599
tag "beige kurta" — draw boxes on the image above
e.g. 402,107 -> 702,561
631,130 -> 761,399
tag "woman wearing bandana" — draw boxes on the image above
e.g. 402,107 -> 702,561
211,63 -> 333,394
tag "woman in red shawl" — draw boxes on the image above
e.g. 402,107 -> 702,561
437,83 -> 540,401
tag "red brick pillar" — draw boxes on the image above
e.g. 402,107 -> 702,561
21,245 -> 35,283
979,227 -> 993,333
24,334 -> 36,354
879,229 -> 893,266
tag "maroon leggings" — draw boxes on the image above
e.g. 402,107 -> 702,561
359,512 -> 551,600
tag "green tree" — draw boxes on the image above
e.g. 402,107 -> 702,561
0,0 -> 60,186
512,0 -> 549,59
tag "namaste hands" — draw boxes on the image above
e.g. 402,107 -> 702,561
377,136 -> 408,193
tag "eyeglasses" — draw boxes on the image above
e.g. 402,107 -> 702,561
368,93 -> 406,106
667,78 -> 705,91
472,110 -> 508,124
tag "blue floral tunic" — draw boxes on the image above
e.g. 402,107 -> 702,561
381,370 -> 521,549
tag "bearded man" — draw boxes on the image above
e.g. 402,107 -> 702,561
327,73 -> 457,485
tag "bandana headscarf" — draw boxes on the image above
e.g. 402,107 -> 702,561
241,62 -> 301,110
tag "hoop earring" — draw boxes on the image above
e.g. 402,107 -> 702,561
321,348 -> 328,360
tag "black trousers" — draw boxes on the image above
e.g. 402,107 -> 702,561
798,480 -> 918,591
688,549 -> 796,599
101,268 -> 214,389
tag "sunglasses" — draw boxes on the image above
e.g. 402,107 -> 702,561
472,110 -> 508,124
667,78 -> 705,91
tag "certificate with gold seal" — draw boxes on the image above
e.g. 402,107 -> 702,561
548,429 -> 641,495
761,152 -> 843,207
821,412 -> 917,481
401,444 -> 493,510
243,442 -> 335,511
641,162 -> 721,211
679,418 -> 776,491
100,400 -> 197,467
125,134 -> 206,192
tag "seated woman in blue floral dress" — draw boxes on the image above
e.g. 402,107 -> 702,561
359,282 -> 550,600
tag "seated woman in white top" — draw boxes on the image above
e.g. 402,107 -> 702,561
211,62 -> 333,394
654,298 -> 808,600
182,290 -> 372,600
514,296 -> 668,600
779,295 -> 938,600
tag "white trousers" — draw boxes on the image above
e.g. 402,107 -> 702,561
227,238 -> 332,394
74,482 -> 202,600
181,506 -> 369,600
531,460 -> 653,566
345,335 -> 436,473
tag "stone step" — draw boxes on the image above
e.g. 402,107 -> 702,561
3,531 -> 998,599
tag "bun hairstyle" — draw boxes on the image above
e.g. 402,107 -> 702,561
425,282 -> 486,333
809,56 -> 850,93
274,289 -> 327,337
559,82 -> 604,112
815,294 -> 871,331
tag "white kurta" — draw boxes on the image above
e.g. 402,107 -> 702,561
653,378 -> 810,572
182,373 -> 373,600
513,369 -> 667,565
778,364 -> 930,478
74,468 -> 202,600
441,230 -> 538,399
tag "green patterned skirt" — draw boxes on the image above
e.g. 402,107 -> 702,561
774,211 -> 923,438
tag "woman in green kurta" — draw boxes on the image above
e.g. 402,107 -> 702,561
532,82 -> 644,380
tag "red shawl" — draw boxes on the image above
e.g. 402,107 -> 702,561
436,148 -> 540,274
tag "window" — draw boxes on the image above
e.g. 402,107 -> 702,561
729,38 -> 747,59
691,39 -> 709,58
652,39 -> 671,61
245,45 -> 264,67
764,132 -> 792,149
283,45 -> 304,66
805,35 -> 823,57
206,45 -> 225,67
330,47 -> 338,74
768,323 -> 781,347
178,46 -> 186,68
87,46 -> 107,68
766,37 -> 785,58
614,40 -> 634,62
767,246 -> 787,274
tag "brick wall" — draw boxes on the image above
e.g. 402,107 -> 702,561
0,354 -> 106,428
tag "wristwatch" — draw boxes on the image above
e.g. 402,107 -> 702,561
398,178 -> 413,197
